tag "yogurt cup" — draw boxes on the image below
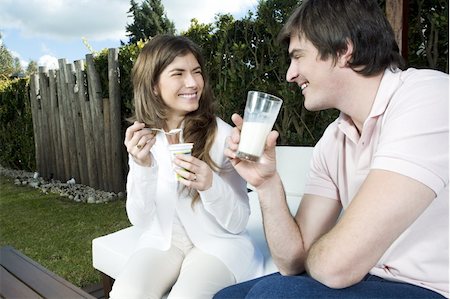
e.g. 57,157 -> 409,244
168,143 -> 194,180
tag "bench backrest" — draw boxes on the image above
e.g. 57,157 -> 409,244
247,146 -> 314,198
246,145 -> 314,273
276,146 -> 313,197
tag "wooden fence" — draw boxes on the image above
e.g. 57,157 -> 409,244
29,48 -> 125,193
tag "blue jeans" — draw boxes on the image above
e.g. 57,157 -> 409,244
213,273 -> 445,299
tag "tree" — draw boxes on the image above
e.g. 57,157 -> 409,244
0,33 -> 15,80
26,60 -> 38,76
0,33 -> 24,79
126,0 -> 175,44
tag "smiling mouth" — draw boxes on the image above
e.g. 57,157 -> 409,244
300,82 -> 309,90
179,92 -> 197,99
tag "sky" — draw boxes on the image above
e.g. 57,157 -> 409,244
0,0 -> 258,70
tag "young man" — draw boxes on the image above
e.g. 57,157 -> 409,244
215,0 -> 449,298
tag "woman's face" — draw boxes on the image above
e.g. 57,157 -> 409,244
156,52 -> 204,119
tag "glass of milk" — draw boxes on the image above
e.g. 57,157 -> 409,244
236,91 -> 282,162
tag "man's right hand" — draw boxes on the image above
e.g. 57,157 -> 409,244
225,113 -> 279,189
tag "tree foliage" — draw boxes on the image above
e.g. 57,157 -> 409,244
408,0 -> 448,72
26,60 -> 38,76
0,78 -> 34,170
0,33 -> 22,80
125,0 -> 175,44
0,0 -> 448,171
185,0 -> 338,145
184,0 -> 448,145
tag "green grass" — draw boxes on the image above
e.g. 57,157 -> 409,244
0,175 -> 131,288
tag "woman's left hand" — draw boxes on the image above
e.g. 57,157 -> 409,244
174,155 -> 213,191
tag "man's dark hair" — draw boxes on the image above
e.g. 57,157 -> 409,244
278,0 -> 405,76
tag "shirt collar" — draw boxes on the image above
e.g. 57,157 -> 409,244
368,67 -> 403,118
337,68 -> 403,143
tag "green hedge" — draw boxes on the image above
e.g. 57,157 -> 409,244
0,78 -> 35,170
0,0 -> 447,172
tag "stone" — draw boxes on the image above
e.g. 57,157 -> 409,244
1,165 -> 126,204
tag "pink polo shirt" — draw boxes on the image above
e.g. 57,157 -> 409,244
304,68 -> 449,297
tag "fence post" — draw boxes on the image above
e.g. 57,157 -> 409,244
85,54 -> 108,191
37,67 -> 53,179
74,60 -> 99,189
57,59 -> 77,181
65,63 -> 89,185
103,96 -> 113,191
48,69 -> 64,180
108,48 -> 125,192
29,74 -> 42,176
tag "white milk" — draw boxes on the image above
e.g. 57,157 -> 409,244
238,122 -> 273,158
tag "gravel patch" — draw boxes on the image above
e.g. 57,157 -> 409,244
0,166 -> 126,203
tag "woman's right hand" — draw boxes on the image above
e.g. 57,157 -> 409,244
124,121 -> 156,167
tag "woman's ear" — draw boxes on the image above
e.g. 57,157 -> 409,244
338,39 -> 354,68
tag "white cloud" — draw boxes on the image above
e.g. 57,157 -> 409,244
162,0 -> 258,32
38,55 -> 59,69
0,0 -> 129,41
0,0 -> 258,41
0,0 -> 259,65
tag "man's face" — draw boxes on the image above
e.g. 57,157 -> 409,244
286,35 -> 344,111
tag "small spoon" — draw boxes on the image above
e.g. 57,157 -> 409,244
149,128 -> 182,136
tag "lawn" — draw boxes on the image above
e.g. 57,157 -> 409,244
0,175 -> 130,288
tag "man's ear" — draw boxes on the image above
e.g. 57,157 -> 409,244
338,39 -> 354,67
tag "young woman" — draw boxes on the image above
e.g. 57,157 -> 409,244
109,35 -> 263,299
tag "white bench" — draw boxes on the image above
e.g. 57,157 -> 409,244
92,146 -> 313,296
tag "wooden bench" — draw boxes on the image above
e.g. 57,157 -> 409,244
92,146 -> 314,297
0,245 -> 95,299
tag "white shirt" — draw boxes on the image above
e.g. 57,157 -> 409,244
126,117 -> 264,283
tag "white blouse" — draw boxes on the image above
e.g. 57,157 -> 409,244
126,117 -> 264,282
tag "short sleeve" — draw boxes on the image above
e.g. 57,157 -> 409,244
372,70 -> 449,194
304,121 -> 341,201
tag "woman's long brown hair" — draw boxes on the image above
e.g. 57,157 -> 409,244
131,35 -> 219,205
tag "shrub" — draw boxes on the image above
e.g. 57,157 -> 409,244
0,78 -> 35,170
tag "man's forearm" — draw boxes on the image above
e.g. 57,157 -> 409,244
257,173 -> 307,275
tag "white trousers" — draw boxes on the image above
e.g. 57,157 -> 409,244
109,222 -> 235,299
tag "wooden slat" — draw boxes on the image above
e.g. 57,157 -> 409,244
56,64 -> 71,180
29,75 -> 42,176
86,54 -> 108,191
74,60 -> 99,189
58,58 -> 80,182
66,62 -> 89,185
103,97 -> 113,191
108,48 -> 125,192
49,69 -> 65,180
0,246 -> 95,299
0,266 -> 42,298
38,67 -> 54,180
